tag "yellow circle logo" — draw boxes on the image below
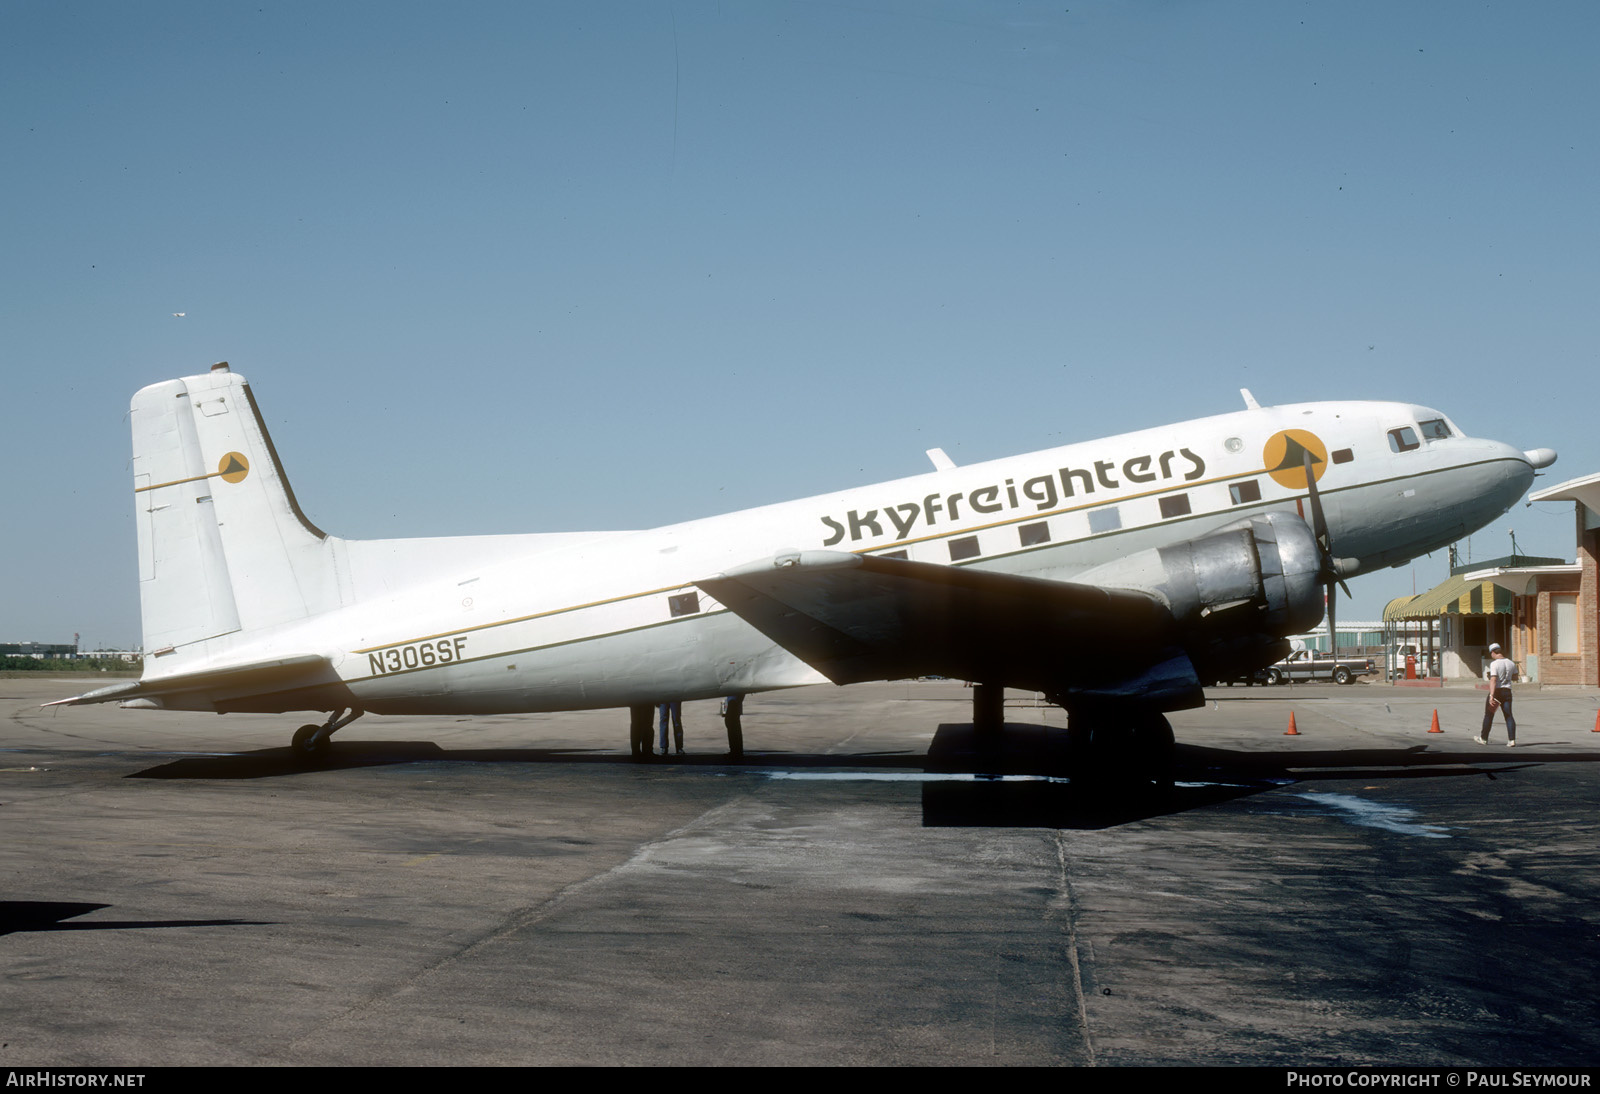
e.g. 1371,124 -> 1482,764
1262,430 -> 1327,490
217,452 -> 250,484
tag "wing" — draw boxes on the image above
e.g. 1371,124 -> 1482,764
697,551 -> 1204,711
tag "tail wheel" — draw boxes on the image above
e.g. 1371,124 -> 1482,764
291,724 -> 331,766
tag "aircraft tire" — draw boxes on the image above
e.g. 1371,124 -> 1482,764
1133,714 -> 1176,796
291,724 -> 331,766
1069,724 -> 1126,800
1071,718 -> 1172,797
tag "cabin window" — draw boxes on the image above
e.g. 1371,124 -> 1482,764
1387,427 -> 1420,453
668,592 -> 700,618
1088,508 -> 1121,534
878,549 -> 908,561
1418,418 -> 1452,441
1158,494 -> 1191,519
1229,480 -> 1261,505
1331,448 -> 1353,464
948,536 -> 980,562
1019,521 -> 1050,547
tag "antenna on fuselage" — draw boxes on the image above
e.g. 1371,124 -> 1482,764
926,448 -> 956,471
1240,388 -> 1261,410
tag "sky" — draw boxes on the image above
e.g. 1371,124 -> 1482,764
3,0 -> 1595,650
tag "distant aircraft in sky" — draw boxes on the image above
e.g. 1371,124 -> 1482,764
55,363 -> 1554,779
172,312 -> 185,318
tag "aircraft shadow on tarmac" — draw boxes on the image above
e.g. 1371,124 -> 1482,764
920,723 -> 1580,830
122,721 -> 1593,830
0,901 -> 270,936
124,741 -> 939,780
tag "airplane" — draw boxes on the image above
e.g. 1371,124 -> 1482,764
54,363 -> 1555,778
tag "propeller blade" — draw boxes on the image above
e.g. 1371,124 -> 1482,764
1303,449 -> 1340,646
1302,449 -> 1330,551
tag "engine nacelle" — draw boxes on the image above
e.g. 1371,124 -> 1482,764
1073,511 -> 1325,642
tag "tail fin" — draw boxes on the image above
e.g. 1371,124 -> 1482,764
133,363 -> 341,654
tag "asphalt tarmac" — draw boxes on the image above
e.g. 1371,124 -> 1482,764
5,676 -> 1600,1067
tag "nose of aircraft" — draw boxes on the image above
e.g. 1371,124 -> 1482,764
1464,438 -> 1544,520
1483,439 -> 1548,513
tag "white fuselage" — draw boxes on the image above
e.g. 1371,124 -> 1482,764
157,398 -> 1533,715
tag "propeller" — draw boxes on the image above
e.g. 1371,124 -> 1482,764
1303,450 -> 1353,651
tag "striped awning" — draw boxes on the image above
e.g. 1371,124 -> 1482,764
1382,578 -> 1512,620
1381,595 -> 1420,622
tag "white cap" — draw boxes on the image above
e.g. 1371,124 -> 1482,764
1489,643 -> 1502,652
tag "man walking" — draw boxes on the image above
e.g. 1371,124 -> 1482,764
1478,642 -> 1517,747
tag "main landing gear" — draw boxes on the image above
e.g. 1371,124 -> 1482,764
290,707 -> 364,767
977,683 -> 1175,793
1067,712 -> 1176,795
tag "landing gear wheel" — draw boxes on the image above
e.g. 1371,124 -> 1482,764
288,708 -> 362,767
1067,713 -> 1174,798
1133,714 -> 1176,795
291,724 -> 331,766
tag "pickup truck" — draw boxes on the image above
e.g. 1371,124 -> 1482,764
1263,648 -> 1376,685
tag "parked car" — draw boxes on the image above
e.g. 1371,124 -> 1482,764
1264,648 -> 1376,685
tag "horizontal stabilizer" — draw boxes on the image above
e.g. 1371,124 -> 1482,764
48,654 -> 340,712
698,551 -> 1197,704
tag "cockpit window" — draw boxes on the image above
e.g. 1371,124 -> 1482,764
1388,427 -> 1420,453
1418,418 -> 1451,441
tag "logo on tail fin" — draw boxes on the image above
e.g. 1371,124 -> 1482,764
218,452 -> 250,483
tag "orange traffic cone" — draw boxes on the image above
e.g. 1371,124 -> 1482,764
1593,710 -> 1600,733
1429,709 -> 1443,734
1285,711 -> 1300,736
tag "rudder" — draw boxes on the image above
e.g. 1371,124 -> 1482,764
132,363 -> 340,654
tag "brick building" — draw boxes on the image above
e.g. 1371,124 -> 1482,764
1465,470 -> 1600,686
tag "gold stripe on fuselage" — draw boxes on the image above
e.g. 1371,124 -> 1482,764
350,453 -> 1513,671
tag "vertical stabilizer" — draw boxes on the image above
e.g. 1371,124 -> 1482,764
132,364 -> 340,654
